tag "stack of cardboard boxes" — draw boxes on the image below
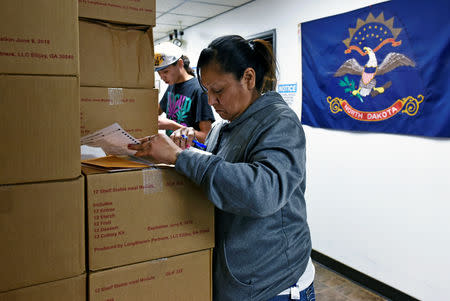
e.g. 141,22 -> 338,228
1,0 -> 214,300
83,167 -> 215,300
0,0 -> 86,300
78,1 -> 215,300
78,1 -> 158,138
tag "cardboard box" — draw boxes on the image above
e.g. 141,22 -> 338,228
0,177 -> 85,292
0,0 -> 79,75
79,20 -> 154,88
89,249 -> 212,301
79,0 -> 156,26
0,274 -> 86,301
83,167 -> 214,271
0,75 -> 80,185
80,87 -> 158,137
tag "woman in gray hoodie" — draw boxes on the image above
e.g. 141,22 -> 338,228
129,35 -> 315,301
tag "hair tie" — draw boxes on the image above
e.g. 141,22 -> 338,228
248,40 -> 255,51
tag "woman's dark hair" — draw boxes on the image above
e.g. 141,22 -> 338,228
171,55 -> 195,76
196,35 -> 277,93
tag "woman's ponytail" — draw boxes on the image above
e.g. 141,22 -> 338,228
251,39 -> 277,93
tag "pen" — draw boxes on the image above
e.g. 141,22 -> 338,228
181,134 -> 207,150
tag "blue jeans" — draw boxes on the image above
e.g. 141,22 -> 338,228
266,282 -> 315,301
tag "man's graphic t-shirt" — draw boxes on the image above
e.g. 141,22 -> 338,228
160,77 -> 215,136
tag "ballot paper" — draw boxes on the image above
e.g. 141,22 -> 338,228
80,123 -> 141,156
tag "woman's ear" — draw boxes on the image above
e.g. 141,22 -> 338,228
242,67 -> 256,90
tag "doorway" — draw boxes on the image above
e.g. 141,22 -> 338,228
246,29 -> 276,58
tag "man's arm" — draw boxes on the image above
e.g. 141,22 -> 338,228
194,120 -> 212,143
158,115 -> 184,131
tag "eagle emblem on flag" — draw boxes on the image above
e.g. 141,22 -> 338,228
333,13 -> 416,101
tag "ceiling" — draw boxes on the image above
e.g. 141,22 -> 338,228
154,0 -> 254,41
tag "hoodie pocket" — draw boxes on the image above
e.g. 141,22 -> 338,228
215,241 -> 253,300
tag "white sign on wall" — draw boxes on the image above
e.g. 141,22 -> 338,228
277,83 -> 297,106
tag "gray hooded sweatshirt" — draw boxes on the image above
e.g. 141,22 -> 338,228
175,91 -> 311,301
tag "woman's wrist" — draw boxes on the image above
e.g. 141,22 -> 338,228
173,149 -> 183,164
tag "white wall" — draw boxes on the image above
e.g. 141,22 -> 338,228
160,0 -> 450,300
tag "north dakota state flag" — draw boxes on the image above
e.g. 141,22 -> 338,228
301,0 -> 450,137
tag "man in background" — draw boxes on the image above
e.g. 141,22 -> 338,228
154,42 -> 215,143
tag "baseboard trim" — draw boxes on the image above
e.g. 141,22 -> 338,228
311,249 -> 419,301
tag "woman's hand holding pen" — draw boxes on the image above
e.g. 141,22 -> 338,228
128,134 -> 181,165
171,127 -> 196,150
128,127 -> 199,165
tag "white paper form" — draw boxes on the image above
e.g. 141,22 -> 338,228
80,145 -> 107,160
80,123 -> 140,156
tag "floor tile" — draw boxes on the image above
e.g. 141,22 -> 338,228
316,287 -> 351,301
313,261 -> 388,301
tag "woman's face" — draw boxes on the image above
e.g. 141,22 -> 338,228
200,63 -> 257,122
